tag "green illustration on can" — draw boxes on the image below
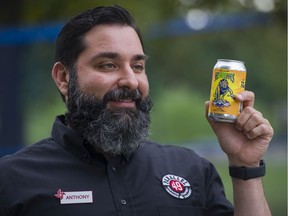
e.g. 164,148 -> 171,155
212,77 -> 235,111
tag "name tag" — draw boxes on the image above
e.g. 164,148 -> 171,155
59,191 -> 93,204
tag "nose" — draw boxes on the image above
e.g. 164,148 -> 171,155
118,68 -> 139,90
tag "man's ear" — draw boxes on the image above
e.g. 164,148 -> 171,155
52,62 -> 69,99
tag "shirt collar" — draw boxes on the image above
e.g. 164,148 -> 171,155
51,115 -> 92,163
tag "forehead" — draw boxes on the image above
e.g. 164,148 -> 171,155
81,24 -> 144,57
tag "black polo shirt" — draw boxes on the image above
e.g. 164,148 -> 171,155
0,116 -> 234,216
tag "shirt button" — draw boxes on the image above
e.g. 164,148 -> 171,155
112,166 -> 117,172
120,199 -> 127,205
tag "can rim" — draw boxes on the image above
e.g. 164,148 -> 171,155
217,59 -> 244,64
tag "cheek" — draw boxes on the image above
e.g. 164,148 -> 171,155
138,76 -> 149,97
77,75 -> 113,98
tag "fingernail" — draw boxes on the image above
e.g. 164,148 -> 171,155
237,94 -> 243,100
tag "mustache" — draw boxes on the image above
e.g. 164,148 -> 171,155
103,88 -> 142,105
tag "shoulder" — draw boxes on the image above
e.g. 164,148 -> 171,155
142,141 -> 204,160
0,138 -> 60,168
0,138 -> 65,197
137,141 -> 212,170
141,141 -> 224,184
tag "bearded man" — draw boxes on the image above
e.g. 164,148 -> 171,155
0,5 -> 273,216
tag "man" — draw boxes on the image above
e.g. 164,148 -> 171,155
0,5 -> 273,216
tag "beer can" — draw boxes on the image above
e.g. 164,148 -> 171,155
208,59 -> 246,123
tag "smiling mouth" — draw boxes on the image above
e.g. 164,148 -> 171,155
107,99 -> 136,109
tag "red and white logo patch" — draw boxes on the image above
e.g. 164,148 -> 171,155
162,174 -> 192,199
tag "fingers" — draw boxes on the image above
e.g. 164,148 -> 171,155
236,90 -> 255,108
236,107 -> 274,140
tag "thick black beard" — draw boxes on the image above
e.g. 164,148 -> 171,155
65,82 -> 153,158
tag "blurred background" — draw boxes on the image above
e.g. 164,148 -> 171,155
0,0 -> 287,215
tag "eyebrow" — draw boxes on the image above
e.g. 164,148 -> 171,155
133,54 -> 149,61
90,52 -> 149,62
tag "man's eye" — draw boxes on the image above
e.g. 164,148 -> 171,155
100,63 -> 117,71
132,64 -> 144,72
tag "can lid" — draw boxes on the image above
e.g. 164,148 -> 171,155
217,59 -> 244,64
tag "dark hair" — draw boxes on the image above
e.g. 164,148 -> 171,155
55,5 -> 144,71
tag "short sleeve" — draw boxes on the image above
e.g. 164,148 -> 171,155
203,160 -> 234,216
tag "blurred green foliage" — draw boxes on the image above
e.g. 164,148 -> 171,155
150,86 -> 214,143
146,23 -> 287,139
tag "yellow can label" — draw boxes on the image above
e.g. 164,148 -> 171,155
209,68 -> 246,116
